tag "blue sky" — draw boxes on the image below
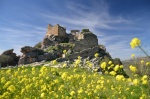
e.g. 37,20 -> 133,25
0,0 -> 150,60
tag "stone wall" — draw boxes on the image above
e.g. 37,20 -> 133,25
46,24 -> 58,36
73,32 -> 98,52
58,26 -> 66,37
46,24 -> 66,38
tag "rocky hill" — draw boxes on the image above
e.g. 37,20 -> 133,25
0,24 -> 121,67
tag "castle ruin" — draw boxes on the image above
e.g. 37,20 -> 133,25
46,24 -> 67,38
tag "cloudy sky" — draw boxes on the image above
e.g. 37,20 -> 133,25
0,0 -> 150,60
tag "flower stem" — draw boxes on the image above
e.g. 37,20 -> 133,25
138,46 -> 150,58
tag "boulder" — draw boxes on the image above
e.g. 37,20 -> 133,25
18,46 -> 59,65
41,37 -> 55,49
18,46 -> 45,65
0,49 -> 19,67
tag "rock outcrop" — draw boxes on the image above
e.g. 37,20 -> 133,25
0,49 -> 19,67
68,46 -> 110,61
7,23 -> 124,68
73,32 -> 98,52
18,46 -> 58,65
17,24 -> 112,65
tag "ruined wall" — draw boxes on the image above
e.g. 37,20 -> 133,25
46,24 -> 66,38
46,24 -> 59,37
58,26 -> 66,37
73,32 -> 98,52
78,33 -> 84,40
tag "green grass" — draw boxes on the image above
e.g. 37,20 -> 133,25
0,65 -> 150,99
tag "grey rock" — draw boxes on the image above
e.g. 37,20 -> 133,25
0,49 -> 19,67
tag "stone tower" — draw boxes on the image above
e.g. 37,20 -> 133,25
46,24 -> 67,38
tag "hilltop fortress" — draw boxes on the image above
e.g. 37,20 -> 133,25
0,23 -> 128,77
0,23 -> 112,66
42,24 -> 98,51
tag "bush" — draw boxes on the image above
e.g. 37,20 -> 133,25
45,46 -> 60,53
34,42 -> 41,48
82,29 -> 90,32
113,58 -> 122,65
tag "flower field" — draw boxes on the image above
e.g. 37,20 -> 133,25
0,37 -> 150,99
0,65 -> 150,99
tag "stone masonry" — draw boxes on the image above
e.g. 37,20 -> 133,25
46,24 -> 67,38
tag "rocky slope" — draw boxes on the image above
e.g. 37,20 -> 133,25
0,24 -> 120,67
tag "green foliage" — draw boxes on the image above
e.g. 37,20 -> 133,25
0,66 -> 150,98
34,42 -> 41,48
113,58 -> 122,65
101,56 -> 112,63
82,29 -> 90,32
59,43 -> 75,48
45,43 -> 74,53
45,46 -> 60,53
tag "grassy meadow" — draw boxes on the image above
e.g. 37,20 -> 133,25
0,64 -> 150,99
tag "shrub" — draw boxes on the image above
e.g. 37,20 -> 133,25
34,42 -> 42,48
82,29 -> 90,32
45,46 -> 60,53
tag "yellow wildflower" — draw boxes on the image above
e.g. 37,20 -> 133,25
52,60 -> 58,65
140,94 -> 147,99
105,71 -> 108,74
146,62 -> 150,66
63,63 -> 67,68
130,38 -> 141,49
108,61 -> 112,65
109,71 -> 116,76
133,79 -> 139,86
94,53 -> 99,58
120,65 -> 123,69
142,80 -> 148,85
78,56 -> 81,59
41,93 -> 45,98
70,91 -> 75,96
78,88 -> 83,94
131,54 -> 135,58
114,65 -> 120,71
63,50 -> 67,54
141,60 -> 144,64
141,75 -> 148,80
116,75 -> 125,81
3,81 -> 11,89
129,65 -> 137,72
100,62 -> 107,69
141,75 -> 148,85
7,85 -> 16,92
127,78 -> 132,82
61,72 -> 68,80
6,69 -> 11,74
1,77 -> 6,83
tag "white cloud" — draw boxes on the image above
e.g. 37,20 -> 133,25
0,23 -> 46,55
1,0 -> 145,60
38,1 -> 135,60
